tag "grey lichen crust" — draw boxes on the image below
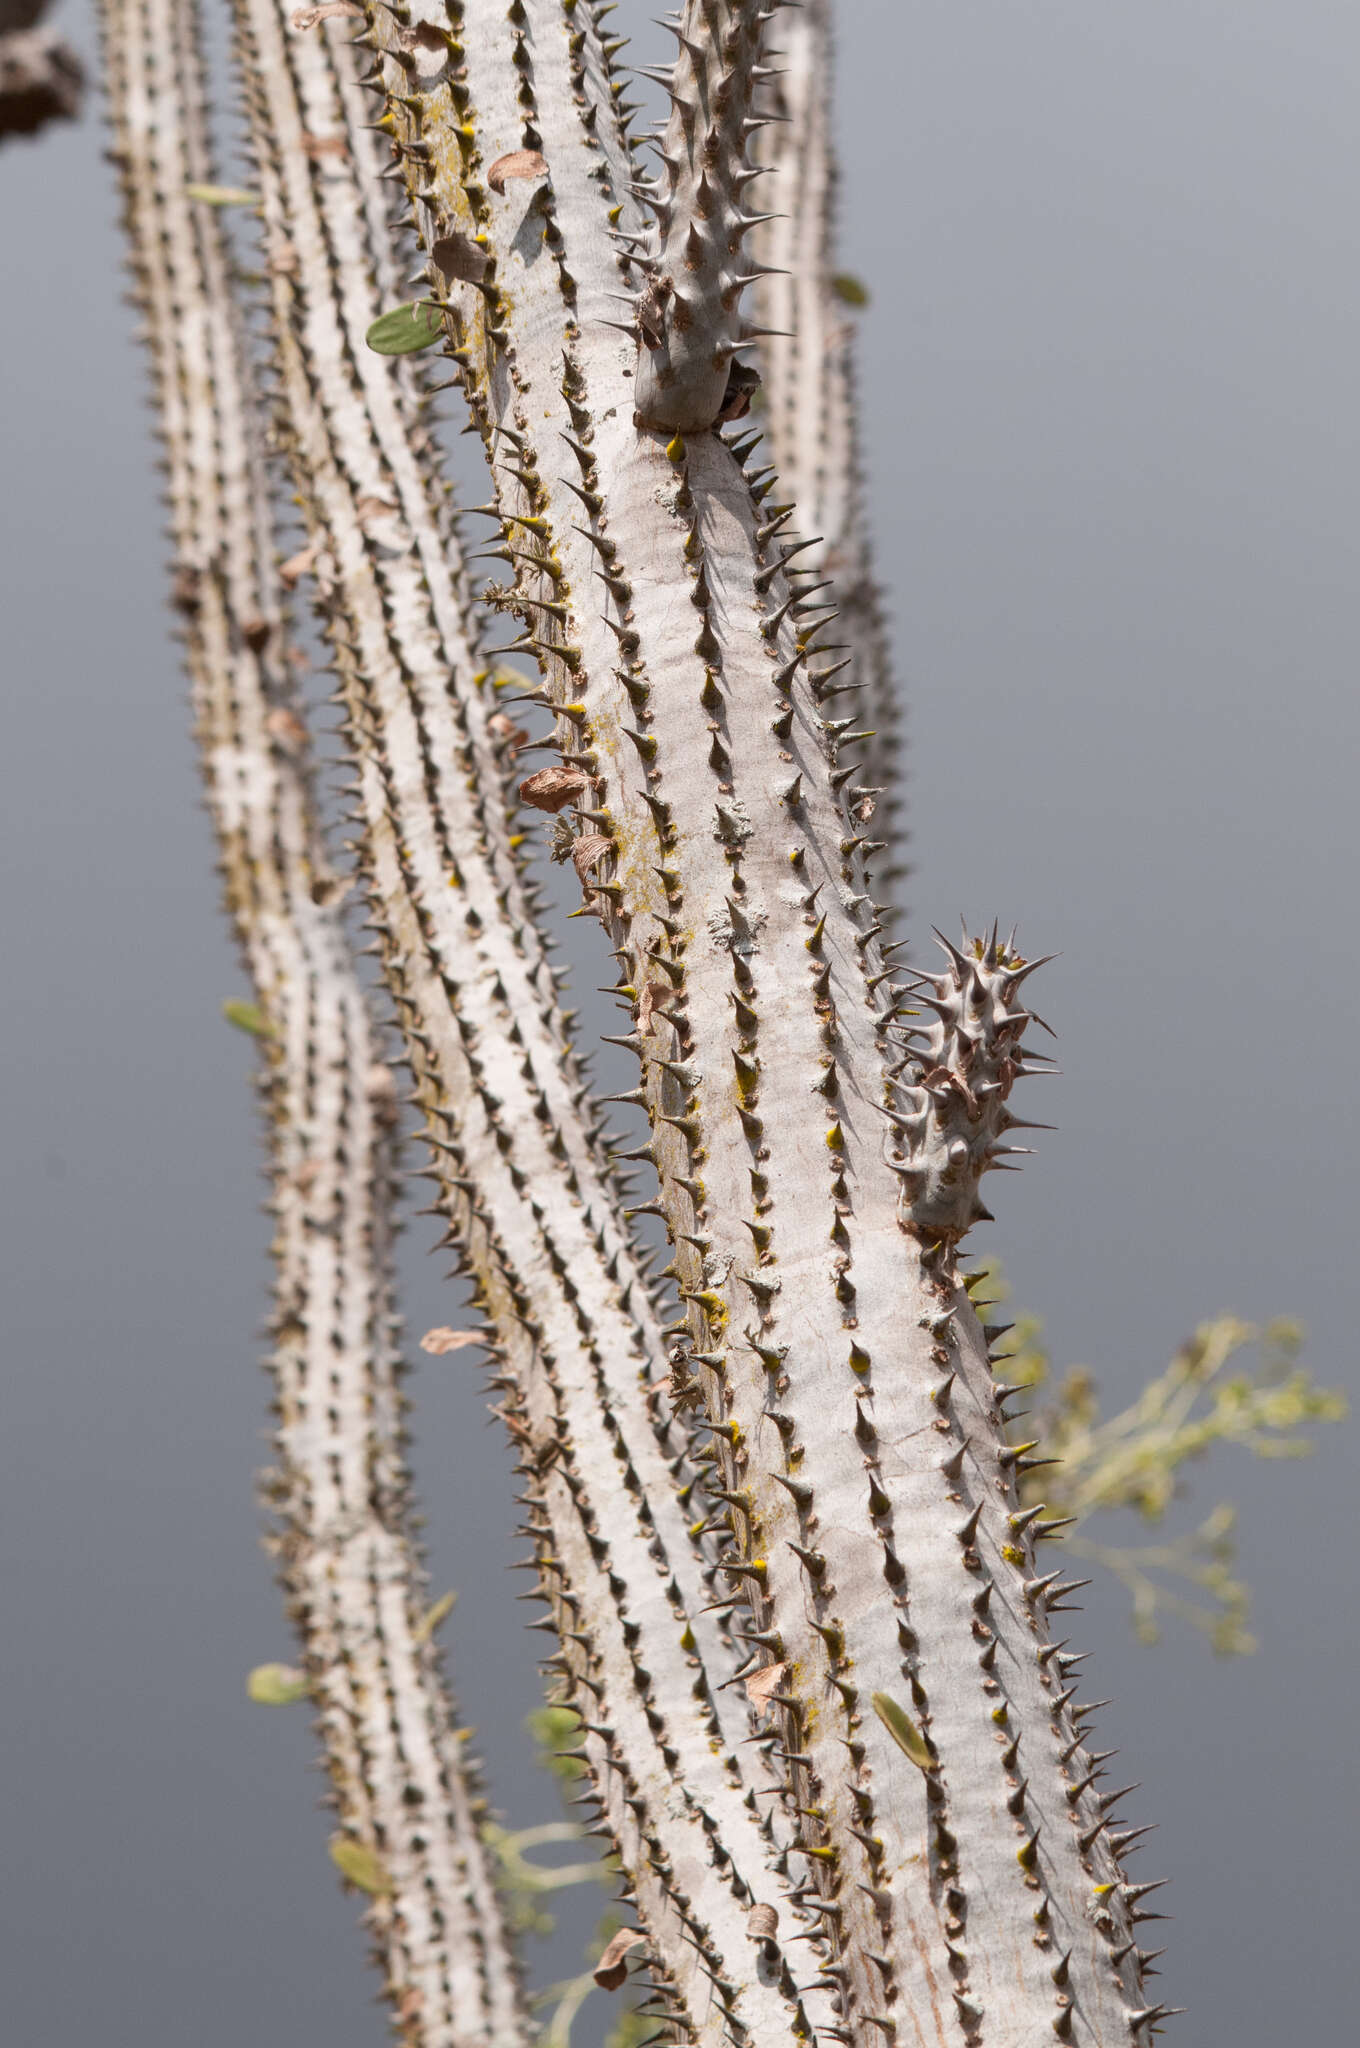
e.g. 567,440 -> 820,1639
230,4 -> 820,2038
361,1 -> 1173,2042
101,0 -> 528,2039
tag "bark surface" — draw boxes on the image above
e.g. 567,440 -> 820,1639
103,1 -> 527,2036
358,3 -> 1165,2042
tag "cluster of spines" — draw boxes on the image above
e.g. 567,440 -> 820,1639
886,927 -> 1054,1244
626,1 -> 786,431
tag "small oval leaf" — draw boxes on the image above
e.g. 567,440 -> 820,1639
247,1662 -> 308,1705
185,183 -> 260,208
329,1835 -> 393,1895
223,999 -> 270,1037
413,1590 -> 457,1644
871,1691 -> 936,1771
830,271 -> 870,307
365,302 -> 445,356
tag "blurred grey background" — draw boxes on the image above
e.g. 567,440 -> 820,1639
2,0 -> 1356,2041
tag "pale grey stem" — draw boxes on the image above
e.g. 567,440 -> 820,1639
749,0 -> 906,916
362,3 -> 1170,2042
100,1 -> 528,2039
630,0 -> 783,432
228,4 -> 813,2037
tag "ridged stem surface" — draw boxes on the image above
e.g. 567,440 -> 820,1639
230,5 -> 812,2036
101,2 -> 527,2038
362,3 -> 1166,2042
630,0 -> 780,431
749,0 -> 906,913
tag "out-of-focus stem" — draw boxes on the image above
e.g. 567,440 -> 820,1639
101,1 -> 528,2038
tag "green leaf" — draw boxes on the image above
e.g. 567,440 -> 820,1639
185,183 -> 260,209
871,1691 -> 935,1771
222,999 -> 270,1036
246,1662 -> 309,1705
365,302 -> 445,356
413,1589 -> 457,1644
830,272 -> 870,307
329,1835 -> 393,1895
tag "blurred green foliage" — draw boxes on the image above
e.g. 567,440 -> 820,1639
972,1261 -> 1347,1653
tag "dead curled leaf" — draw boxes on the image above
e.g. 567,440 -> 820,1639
487,148 -> 548,194
593,1928 -> 645,1991
743,1661 -> 788,1719
430,230 -> 489,285
420,1328 -> 482,1356
278,544 -> 316,589
570,832 -> 612,884
402,22 -> 453,76
364,1063 -> 399,1123
290,1 -> 361,27
265,706 -> 308,752
635,980 -> 673,1034
487,711 -> 529,750
517,765 -> 592,813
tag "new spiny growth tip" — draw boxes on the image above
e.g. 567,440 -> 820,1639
894,925 -> 1054,1244
630,0 -> 785,431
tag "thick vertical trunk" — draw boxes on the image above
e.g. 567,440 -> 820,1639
228,5 -> 818,2034
353,2 -> 1165,2041
102,2 -> 527,2037
750,0 -> 907,917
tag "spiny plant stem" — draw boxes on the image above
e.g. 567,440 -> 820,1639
100,1 -> 527,2038
228,4 -> 815,2032
750,0 -> 907,917
361,2 -> 1168,2040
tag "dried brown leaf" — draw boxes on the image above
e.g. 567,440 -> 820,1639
743,1661 -> 787,1719
636,980 -> 673,1034
420,1327 -> 482,1356
278,544 -> 316,589
430,230 -> 489,285
265,706 -> 308,753
354,495 -> 398,528
571,832 -> 612,884
290,1 -> 361,27
300,131 -> 347,160
593,1928 -> 645,1991
364,1063 -> 399,1124
517,765 -> 591,813
487,148 -> 548,195
404,22 -> 452,76
487,711 -> 529,751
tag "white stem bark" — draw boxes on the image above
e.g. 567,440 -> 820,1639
102,2 -> 527,2037
228,5 -> 817,2035
355,3 -> 1168,2042
750,0 -> 906,915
